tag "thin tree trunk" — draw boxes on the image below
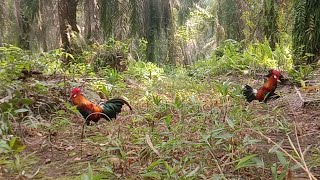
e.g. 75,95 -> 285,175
94,0 -> 103,43
15,0 -> 30,49
58,0 -> 79,52
14,0 -> 22,40
145,0 -> 156,62
84,0 -> 92,41
165,0 -> 176,65
0,1 -> 4,44
39,0 -> 48,51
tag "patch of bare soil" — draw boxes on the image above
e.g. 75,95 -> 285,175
2,115 -> 135,180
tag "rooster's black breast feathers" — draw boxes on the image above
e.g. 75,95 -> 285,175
77,104 -> 94,119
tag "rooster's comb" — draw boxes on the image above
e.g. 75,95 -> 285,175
71,87 -> 81,94
270,69 -> 281,76
267,69 -> 282,79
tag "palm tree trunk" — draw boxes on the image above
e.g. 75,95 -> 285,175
263,0 -> 279,50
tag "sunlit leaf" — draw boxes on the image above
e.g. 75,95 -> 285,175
226,117 -> 235,129
14,108 -> 29,113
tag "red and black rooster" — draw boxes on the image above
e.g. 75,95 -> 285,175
243,69 -> 283,103
69,87 -> 132,125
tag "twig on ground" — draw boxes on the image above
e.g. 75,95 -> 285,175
294,86 -> 304,104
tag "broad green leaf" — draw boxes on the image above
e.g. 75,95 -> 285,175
9,137 -> 17,148
55,110 -> 66,115
0,160 -> 13,165
165,115 -> 172,129
104,165 -> 114,173
146,159 -> 163,171
186,165 -> 200,177
271,163 -> 277,180
252,157 -> 264,168
141,171 -> 161,179
226,117 -> 235,129
215,139 -> 223,145
278,171 -> 288,180
20,98 -> 33,105
14,155 -> 21,170
235,154 -> 257,170
275,150 -> 287,167
87,163 -> 93,180
268,140 -> 284,153
0,141 -> 11,153
15,145 -> 26,153
215,132 -> 234,140
163,161 -> 174,175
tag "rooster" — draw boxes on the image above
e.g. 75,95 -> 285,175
243,70 -> 283,103
69,87 -> 132,125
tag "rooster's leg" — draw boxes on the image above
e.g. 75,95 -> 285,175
96,122 -> 100,130
81,121 -> 88,139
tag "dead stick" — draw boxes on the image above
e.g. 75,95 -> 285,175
294,86 -> 305,103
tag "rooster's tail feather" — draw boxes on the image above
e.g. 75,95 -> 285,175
101,98 -> 132,120
243,85 -> 256,102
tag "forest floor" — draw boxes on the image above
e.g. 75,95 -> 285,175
1,65 -> 320,180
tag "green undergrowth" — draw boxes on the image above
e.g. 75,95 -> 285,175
188,39 -> 294,79
0,43 -> 319,179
